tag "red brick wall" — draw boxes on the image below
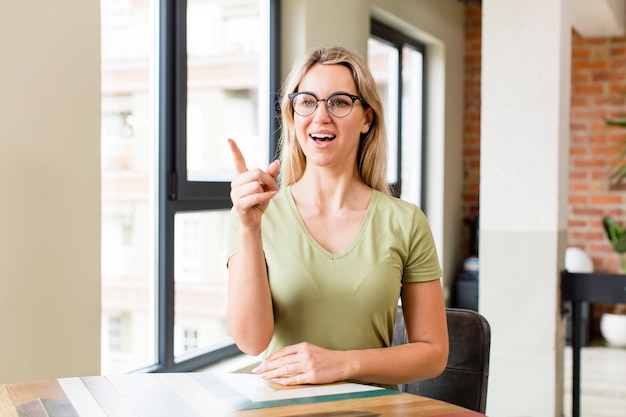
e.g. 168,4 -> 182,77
569,32 -> 626,337
461,3 -> 482,258
569,33 -> 626,273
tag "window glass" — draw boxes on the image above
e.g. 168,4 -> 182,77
101,0 -> 157,374
186,0 -> 269,182
368,37 -> 399,185
369,24 -> 425,207
174,210 -> 231,359
102,0 -> 275,372
400,45 -> 424,206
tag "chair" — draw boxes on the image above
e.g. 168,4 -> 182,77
393,306 -> 491,414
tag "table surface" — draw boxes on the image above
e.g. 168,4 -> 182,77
0,373 -> 486,417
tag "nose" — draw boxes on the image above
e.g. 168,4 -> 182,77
313,99 -> 332,121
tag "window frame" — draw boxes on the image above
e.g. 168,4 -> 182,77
147,0 -> 280,373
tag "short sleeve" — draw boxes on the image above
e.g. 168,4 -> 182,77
401,206 -> 442,283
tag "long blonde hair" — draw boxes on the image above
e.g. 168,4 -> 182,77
278,45 -> 390,195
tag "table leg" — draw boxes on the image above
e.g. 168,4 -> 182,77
571,301 -> 581,417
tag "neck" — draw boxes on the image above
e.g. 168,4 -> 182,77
292,167 -> 370,211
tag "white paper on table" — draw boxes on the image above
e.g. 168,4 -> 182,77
215,373 -> 383,402
58,378 -> 108,417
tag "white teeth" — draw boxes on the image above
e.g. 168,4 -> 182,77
310,133 -> 335,140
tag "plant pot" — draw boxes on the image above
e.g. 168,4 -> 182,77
600,313 -> 626,348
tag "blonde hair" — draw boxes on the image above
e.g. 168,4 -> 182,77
278,45 -> 390,195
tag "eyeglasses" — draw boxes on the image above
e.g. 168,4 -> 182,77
288,92 -> 368,118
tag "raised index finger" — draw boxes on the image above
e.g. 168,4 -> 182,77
228,138 -> 248,174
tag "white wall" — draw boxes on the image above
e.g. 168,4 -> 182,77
0,0 -> 101,383
480,0 -> 570,415
281,0 -> 371,74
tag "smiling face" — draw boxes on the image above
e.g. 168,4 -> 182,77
293,64 -> 373,172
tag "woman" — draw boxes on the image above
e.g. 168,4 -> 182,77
227,45 -> 448,389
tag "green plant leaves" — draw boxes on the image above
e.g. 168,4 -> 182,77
605,117 -> 626,187
603,215 -> 626,253
606,118 -> 626,129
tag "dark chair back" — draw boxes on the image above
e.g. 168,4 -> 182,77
393,306 -> 491,414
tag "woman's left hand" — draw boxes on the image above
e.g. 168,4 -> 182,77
252,342 -> 347,385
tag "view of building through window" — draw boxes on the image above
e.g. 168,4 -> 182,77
368,36 -> 424,206
399,45 -> 424,206
101,0 -> 268,374
186,0 -> 269,181
101,0 -> 157,374
368,38 -> 400,185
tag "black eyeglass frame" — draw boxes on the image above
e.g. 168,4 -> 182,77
288,91 -> 369,118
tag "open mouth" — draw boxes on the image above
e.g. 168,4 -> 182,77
310,133 -> 336,142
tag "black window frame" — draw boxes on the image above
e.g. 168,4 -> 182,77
147,0 -> 281,373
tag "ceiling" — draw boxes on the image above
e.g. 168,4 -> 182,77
572,0 -> 625,37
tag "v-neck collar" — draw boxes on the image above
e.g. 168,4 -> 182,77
285,186 -> 378,260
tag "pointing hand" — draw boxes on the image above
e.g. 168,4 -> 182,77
228,139 -> 279,230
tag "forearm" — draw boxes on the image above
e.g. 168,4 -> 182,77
343,342 -> 448,385
226,227 -> 274,355
255,340 -> 448,387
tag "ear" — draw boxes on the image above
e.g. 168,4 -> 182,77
361,108 -> 374,134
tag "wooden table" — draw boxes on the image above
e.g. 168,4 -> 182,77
0,373 -> 486,417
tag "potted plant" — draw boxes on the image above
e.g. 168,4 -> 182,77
599,114 -> 626,347
602,216 -> 626,274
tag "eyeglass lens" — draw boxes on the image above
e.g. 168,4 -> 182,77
291,93 -> 356,118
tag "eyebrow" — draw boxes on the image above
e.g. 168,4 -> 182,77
296,90 -> 359,97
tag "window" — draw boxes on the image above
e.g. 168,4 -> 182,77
107,315 -> 123,353
369,21 -> 426,207
101,0 -> 158,374
175,327 -> 199,356
101,0 -> 279,374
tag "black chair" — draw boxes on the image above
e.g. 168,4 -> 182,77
393,306 -> 491,414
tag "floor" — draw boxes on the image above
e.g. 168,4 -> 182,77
563,343 -> 626,417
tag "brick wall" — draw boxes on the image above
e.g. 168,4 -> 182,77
570,31 -> 626,337
569,33 -> 626,273
461,3 -> 482,258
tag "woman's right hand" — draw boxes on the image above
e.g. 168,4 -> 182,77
228,138 -> 279,231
